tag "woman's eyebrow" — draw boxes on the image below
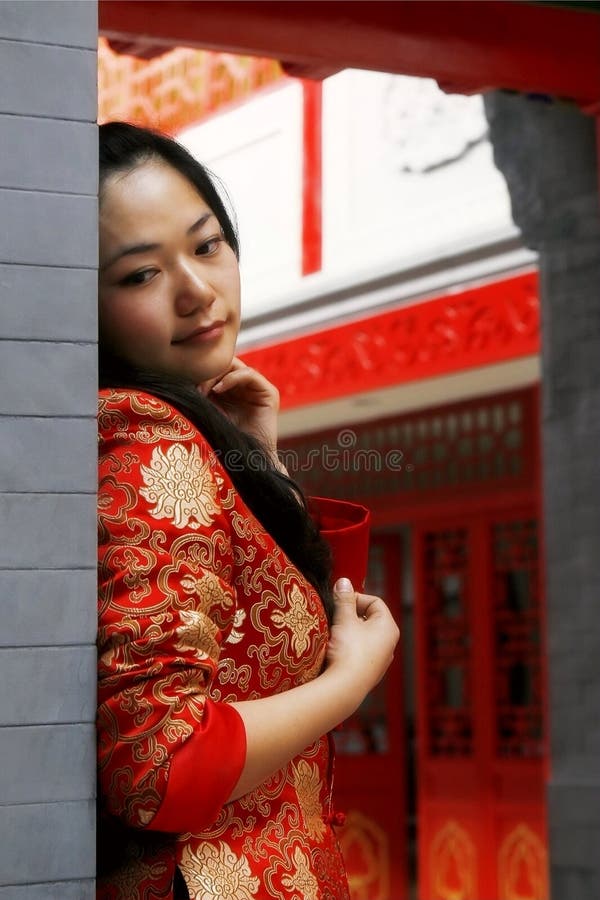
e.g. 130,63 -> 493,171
187,212 -> 214,236
100,212 -> 215,272
100,241 -> 160,272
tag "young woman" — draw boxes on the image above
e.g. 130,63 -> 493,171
97,121 -> 399,900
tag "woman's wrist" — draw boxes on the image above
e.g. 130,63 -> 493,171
316,662 -> 369,724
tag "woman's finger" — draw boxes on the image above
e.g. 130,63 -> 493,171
197,358 -> 257,395
355,592 -> 386,619
332,578 -> 359,621
211,367 -> 278,403
211,368 -> 258,393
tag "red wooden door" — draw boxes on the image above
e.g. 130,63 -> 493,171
414,512 -> 548,900
334,534 -> 408,900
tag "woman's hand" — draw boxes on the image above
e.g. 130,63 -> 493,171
198,358 -> 280,453
326,577 -> 400,700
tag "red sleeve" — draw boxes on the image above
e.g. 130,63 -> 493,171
97,389 -> 246,834
150,699 -> 245,833
308,496 -> 371,591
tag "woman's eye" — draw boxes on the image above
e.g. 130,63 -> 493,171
195,236 -> 223,256
120,269 -> 156,286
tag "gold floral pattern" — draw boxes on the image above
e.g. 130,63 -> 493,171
178,841 -> 260,899
175,609 -> 220,661
293,759 -> 326,841
281,846 -> 319,900
180,571 -> 235,615
140,443 -> 220,530
271,583 -> 317,657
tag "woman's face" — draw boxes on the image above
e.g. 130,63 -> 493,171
99,159 -> 241,386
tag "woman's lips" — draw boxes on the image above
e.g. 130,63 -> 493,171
175,322 -> 226,344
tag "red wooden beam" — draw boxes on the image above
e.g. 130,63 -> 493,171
99,1 -> 600,107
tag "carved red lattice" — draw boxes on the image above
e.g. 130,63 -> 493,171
98,37 -> 284,133
492,519 -> 545,758
242,272 -> 539,410
281,388 -> 535,508
422,528 -> 474,757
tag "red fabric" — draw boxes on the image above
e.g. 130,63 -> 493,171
309,496 -> 371,590
97,389 -> 246,834
97,388 -> 350,900
150,699 -> 246,833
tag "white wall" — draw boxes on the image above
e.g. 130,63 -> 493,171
322,71 -> 514,277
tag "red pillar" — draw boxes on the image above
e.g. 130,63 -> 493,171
301,79 -> 322,275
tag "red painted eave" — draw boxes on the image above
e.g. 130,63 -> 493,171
99,1 -> 600,107
240,272 -> 540,411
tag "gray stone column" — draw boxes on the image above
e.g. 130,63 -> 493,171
484,91 -> 600,899
0,2 -> 98,896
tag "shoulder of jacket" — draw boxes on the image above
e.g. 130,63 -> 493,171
98,387 -> 179,419
97,388 -> 202,448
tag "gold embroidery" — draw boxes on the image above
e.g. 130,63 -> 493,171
102,389 -> 197,445
292,759 -> 326,841
230,509 -> 269,547
181,571 -> 234,614
271,583 -> 317,657
140,443 -> 221,530
212,656 -> 253,699
225,608 -> 246,644
175,609 -> 220,661
178,840 -> 260,899
281,846 -> 319,900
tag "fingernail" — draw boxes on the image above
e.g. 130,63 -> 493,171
334,577 -> 354,593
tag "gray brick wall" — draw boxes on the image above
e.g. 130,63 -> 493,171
0,2 -> 98,895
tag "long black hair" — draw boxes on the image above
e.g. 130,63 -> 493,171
99,122 -> 333,622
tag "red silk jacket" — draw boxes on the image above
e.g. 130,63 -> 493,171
97,389 -> 369,900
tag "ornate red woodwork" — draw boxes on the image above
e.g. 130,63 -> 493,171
280,387 -> 546,899
242,272 -> 540,410
337,811 -> 391,900
429,820 -> 477,900
414,509 -> 547,900
498,824 -> 548,900
423,528 -> 473,759
99,1 -> 600,109
334,536 -> 407,900
279,386 -> 538,517
492,520 -> 544,760
98,36 -> 284,134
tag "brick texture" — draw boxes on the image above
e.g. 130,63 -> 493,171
0,1 -> 98,890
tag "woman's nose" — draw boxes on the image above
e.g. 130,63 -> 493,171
174,260 -> 216,315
